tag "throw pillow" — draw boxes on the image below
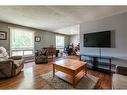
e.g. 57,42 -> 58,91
0,46 -> 9,59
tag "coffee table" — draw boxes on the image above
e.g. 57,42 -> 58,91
53,59 -> 87,87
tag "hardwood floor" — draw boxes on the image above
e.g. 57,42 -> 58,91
0,56 -> 112,89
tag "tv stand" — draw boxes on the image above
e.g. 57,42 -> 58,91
80,54 -> 116,73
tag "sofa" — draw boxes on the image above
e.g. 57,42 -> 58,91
0,56 -> 24,78
112,66 -> 127,89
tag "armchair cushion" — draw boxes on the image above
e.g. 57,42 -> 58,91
9,56 -> 24,68
41,48 -> 47,56
0,59 -> 13,64
112,74 -> 127,89
9,56 -> 23,60
112,66 -> 127,89
14,59 -> 24,67
0,57 -> 8,62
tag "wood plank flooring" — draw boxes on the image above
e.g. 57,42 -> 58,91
0,56 -> 112,89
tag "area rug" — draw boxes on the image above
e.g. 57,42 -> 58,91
41,71 -> 99,89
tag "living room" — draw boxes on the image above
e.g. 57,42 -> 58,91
0,5 -> 127,91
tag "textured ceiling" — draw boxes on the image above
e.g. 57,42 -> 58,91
55,24 -> 80,35
0,6 -> 127,35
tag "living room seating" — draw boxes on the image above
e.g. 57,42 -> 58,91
112,66 -> 127,89
0,56 -> 24,78
64,44 -> 73,55
64,43 -> 80,56
43,47 -> 56,59
0,46 -> 24,78
35,48 -> 48,64
47,47 -> 56,59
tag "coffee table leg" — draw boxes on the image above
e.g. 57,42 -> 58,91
53,64 -> 55,77
73,74 -> 76,88
84,65 -> 87,76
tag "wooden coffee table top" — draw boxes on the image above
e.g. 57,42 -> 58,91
53,59 -> 86,70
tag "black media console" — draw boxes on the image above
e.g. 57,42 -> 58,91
80,54 -> 116,73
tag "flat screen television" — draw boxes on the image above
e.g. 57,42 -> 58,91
84,31 -> 111,47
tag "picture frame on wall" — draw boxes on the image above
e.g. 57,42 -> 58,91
0,31 -> 7,40
35,36 -> 41,42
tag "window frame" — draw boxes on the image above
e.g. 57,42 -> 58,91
56,35 -> 65,52
10,27 -> 35,57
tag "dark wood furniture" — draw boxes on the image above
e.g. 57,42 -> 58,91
55,50 -> 59,57
53,59 -> 87,87
44,47 -> 56,59
80,54 -> 116,73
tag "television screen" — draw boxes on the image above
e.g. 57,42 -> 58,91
84,31 -> 111,47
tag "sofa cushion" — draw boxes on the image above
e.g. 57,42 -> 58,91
112,74 -> 127,89
0,57 -> 8,61
41,49 -> 47,55
0,47 -> 9,59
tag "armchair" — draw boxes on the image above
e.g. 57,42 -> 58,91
35,48 -> 48,64
112,66 -> 127,89
115,66 -> 127,76
0,56 -> 24,78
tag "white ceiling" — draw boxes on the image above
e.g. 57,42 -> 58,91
0,6 -> 127,35
55,24 -> 80,35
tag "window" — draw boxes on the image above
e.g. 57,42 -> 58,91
10,27 -> 34,56
56,35 -> 64,52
